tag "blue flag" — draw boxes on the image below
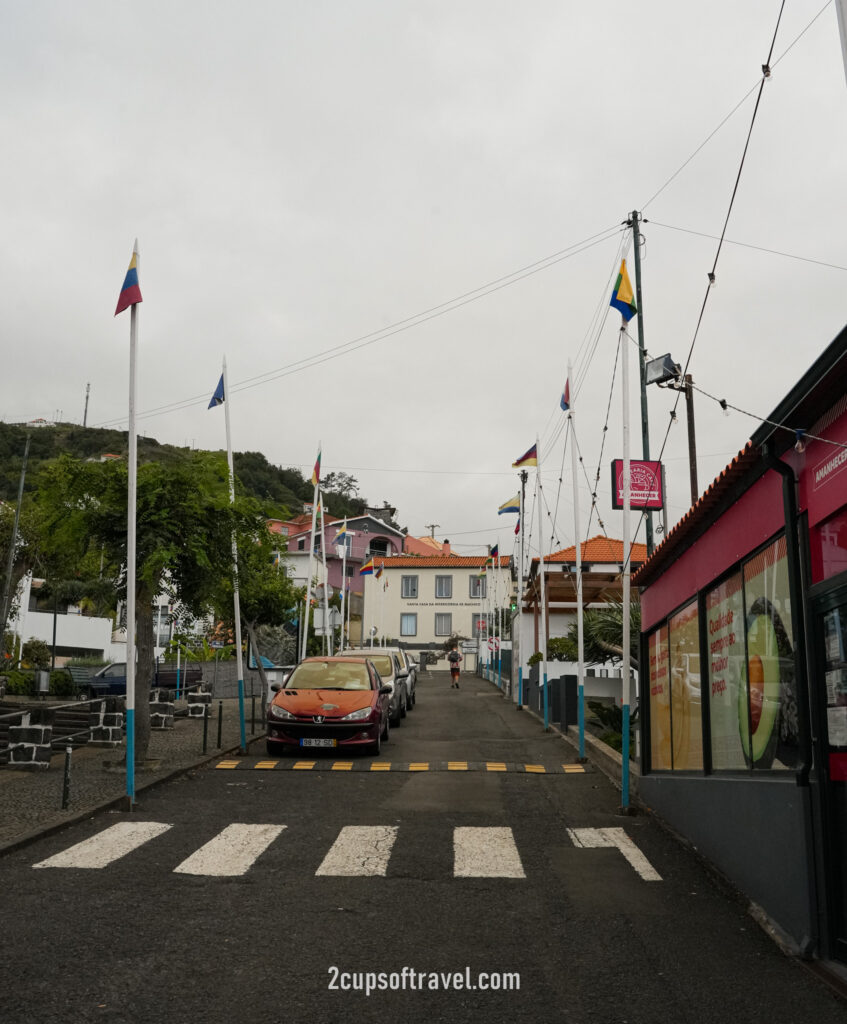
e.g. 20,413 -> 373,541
208,375 -> 224,408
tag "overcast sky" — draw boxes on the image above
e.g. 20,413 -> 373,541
2,1 -> 846,559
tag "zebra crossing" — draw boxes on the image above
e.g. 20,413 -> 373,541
30,821 -> 662,881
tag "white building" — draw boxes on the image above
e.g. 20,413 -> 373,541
366,555 -> 513,659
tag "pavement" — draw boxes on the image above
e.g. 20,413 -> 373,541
0,694 -> 267,851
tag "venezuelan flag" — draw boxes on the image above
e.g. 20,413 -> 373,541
512,444 -> 538,468
610,259 -> 637,322
115,243 -> 142,316
310,449 -> 321,487
359,558 -> 374,576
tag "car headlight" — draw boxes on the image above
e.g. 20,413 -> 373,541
341,706 -> 374,722
270,704 -> 296,720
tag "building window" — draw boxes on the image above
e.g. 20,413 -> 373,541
401,576 -> 418,598
469,575 -> 486,599
435,576 -> 453,599
435,613 -> 452,636
472,613 -> 486,637
297,538 -> 306,551
400,613 -> 417,637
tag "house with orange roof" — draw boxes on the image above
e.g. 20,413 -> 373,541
515,534 -> 648,715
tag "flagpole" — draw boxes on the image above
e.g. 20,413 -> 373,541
536,439 -> 549,730
319,492 -> 331,654
495,542 -> 502,690
222,357 -> 247,753
379,563 -> 385,646
338,522 -> 348,650
125,276 -> 139,806
568,362 -> 586,760
620,322 -> 632,811
517,470 -> 527,708
300,446 -> 320,662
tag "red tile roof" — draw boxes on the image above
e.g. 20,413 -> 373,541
380,556 -> 510,569
543,535 -> 648,565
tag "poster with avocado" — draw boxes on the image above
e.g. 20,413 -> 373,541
739,539 -> 800,770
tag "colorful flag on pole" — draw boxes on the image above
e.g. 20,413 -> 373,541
115,242 -> 142,316
515,517 -> 521,536
498,494 -> 520,515
335,519 -> 348,543
512,444 -> 538,468
208,374 -> 225,408
560,377 -> 570,412
490,544 -> 499,559
310,449 -> 321,487
359,558 -> 374,576
375,563 -> 383,579
610,259 -> 637,322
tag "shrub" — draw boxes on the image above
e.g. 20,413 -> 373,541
3,670 -> 34,696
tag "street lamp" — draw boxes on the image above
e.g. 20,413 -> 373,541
646,353 -> 698,507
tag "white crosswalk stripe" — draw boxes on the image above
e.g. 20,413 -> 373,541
453,826 -> 525,878
315,825 -> 398,876
173,824 -> 287,877
30,822 -> 661,881
33,822 -> 172,870
567,827 -> 662,880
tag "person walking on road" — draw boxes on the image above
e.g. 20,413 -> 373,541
448,644 -> 462,688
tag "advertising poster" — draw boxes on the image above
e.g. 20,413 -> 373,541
669,600 -> 703,770
706,573 -> 746,769
648,626 -> 672,770
741,537 -> 799,769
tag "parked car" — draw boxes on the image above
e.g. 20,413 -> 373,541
381,647 -> 417,708
335,649 -> 408,725
266,656 -> 391,756
73,662 -> 203,700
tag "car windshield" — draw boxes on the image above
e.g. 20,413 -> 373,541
286,661 -> 371,691
338,653 -> 393,676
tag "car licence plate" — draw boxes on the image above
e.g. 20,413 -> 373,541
300,737 -> 336,748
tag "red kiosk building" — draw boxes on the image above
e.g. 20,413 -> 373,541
634,324 -> 847,964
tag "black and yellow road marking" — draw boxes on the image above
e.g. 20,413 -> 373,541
214,758 -> 590,774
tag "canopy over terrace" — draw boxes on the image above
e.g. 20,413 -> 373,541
523,536 -> 648,648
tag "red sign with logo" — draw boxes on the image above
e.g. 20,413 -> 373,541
611,459 -> 664,510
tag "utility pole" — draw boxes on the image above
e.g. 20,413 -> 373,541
83,382 -> 91,427
0,435 -> 31,648
629,210 -> 654,556
667,374 -> 699,506
425,523 -> 439,538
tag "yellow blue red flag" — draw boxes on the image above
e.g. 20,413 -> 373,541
610,259 -> 637,322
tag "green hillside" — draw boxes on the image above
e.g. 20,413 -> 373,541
0,422 -> 368,521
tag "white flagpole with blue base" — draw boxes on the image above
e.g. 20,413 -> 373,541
535,440 -> 549,730
221,358 -> 247,753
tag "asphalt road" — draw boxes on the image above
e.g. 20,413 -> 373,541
0,672 -> 845,1024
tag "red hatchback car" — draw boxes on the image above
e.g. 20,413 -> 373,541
266,656 -> 392,757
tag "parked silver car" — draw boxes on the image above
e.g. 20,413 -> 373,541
335,649 -> 408,726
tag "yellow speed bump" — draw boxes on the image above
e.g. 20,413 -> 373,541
215,760 -> 240,770
331,761 -> 354,771
292,761 -> 316,770
524,764 -> 546,773
448,761 -> 468,771
408,762 -> 430,772
563,765 -> 586,773
370,762 -> 392,771
485,762 -> 507,772
253,760 -> 278,770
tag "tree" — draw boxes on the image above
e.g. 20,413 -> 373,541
212,527 -> 299,696
547,600 -> 641,671
34,451 -> 265,761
